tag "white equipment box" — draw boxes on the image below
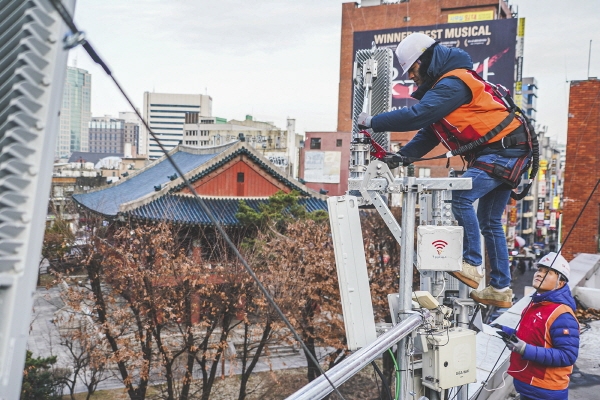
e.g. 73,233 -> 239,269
328,196 -> 377,350
421,328 -> 477,391
417,225 -> 463,271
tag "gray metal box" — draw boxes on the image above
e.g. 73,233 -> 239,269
421,328 -> 477,391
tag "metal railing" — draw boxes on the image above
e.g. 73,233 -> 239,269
285,312 -> 425,400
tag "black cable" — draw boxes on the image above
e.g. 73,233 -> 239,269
473,179 -> 600,400
48,2 -> 347,399
448,385 -> 462,400
371,360 -> 394,400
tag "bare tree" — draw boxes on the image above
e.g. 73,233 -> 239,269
53,310 -> 110,400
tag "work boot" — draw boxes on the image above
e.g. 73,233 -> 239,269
470,286 -> 513,308
449,261 -> 483,289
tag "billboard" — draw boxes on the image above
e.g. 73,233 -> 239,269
304,151 -> 341,183
353,19 -> 518,111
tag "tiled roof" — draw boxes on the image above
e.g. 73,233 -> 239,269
125,195 -> 328,226
72,142 -> 327,219
73,146 -> 230,216
169,146 -> 313,197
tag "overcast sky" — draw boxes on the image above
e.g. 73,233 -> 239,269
68,0 -> 600,144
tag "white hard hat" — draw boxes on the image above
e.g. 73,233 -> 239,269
538,252 -> 570,281
395,32 -> 436,75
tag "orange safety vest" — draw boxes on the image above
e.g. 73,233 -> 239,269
508,301 -> 578,391
430,69 -> 523,151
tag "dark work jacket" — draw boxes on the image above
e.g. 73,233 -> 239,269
370,44 -> 528,160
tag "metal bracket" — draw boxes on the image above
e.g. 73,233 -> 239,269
358,160 -> 403,243
63,31 -> 86,50
453,298 -> 483,332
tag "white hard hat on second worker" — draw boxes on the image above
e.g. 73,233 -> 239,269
395,32 -> 436,74
538,252 -> 570,281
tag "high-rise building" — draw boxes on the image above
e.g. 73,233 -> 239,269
88,116 -> 125,154
142,92 -> 212,159
521,77 -> 538,125
119,111 -> 142,157
56,66 -> 92,159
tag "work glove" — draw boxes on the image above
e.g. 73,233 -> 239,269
382,152 -> 410,169
497,331 -> 526,355
357,112 -> 372,130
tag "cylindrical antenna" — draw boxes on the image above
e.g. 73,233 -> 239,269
588,40 -> 592,78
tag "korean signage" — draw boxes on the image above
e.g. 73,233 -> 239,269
353,19 -> 518,110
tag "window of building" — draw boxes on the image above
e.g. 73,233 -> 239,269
237,172 -> 244,183
310,138 -> 321,149
418,168 -> 431,178
336,139 -> 343,147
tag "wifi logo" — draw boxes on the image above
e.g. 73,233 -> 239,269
432,240 -> 448,255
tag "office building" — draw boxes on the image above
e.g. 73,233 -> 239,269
88,116 -> 125,154
182,114 -> 301,176
299,131 -> 350,196
521,77 -> 538,125
142,92 -> 212,159
119,111 -> 142,157
56,66 -> 92,159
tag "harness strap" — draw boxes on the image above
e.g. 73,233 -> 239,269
449,112 -> 516,156
471,154 -> 530,189
404,112 -> 517,163
485,126 -> 529,150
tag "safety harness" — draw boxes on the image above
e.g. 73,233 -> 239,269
469,83 -> 540,200
365,80 -> 540,201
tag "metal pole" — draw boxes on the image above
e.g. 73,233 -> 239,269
430,190 -> 445,302
588,40 -> 592,79
285,313 -> 424,400
398,177 -> 417,400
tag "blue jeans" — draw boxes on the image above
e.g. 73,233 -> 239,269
452,153 -> 526,289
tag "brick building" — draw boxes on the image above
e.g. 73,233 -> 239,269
299,131 -> 351,196
337,0 -> 515,178
562,78 -> 600,259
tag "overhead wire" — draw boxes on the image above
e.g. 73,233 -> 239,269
48,1 -> 347,398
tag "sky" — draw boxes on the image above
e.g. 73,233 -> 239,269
67,0 -> 600,144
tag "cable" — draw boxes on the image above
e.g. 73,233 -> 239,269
48,2 -> 347,399
388,348 -> 400,400
448,385 -> 462,400
371,361 -> 394,400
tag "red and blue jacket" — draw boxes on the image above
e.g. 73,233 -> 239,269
501,284 -> 580,400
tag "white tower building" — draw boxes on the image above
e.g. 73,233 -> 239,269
142,92 -> 212,159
